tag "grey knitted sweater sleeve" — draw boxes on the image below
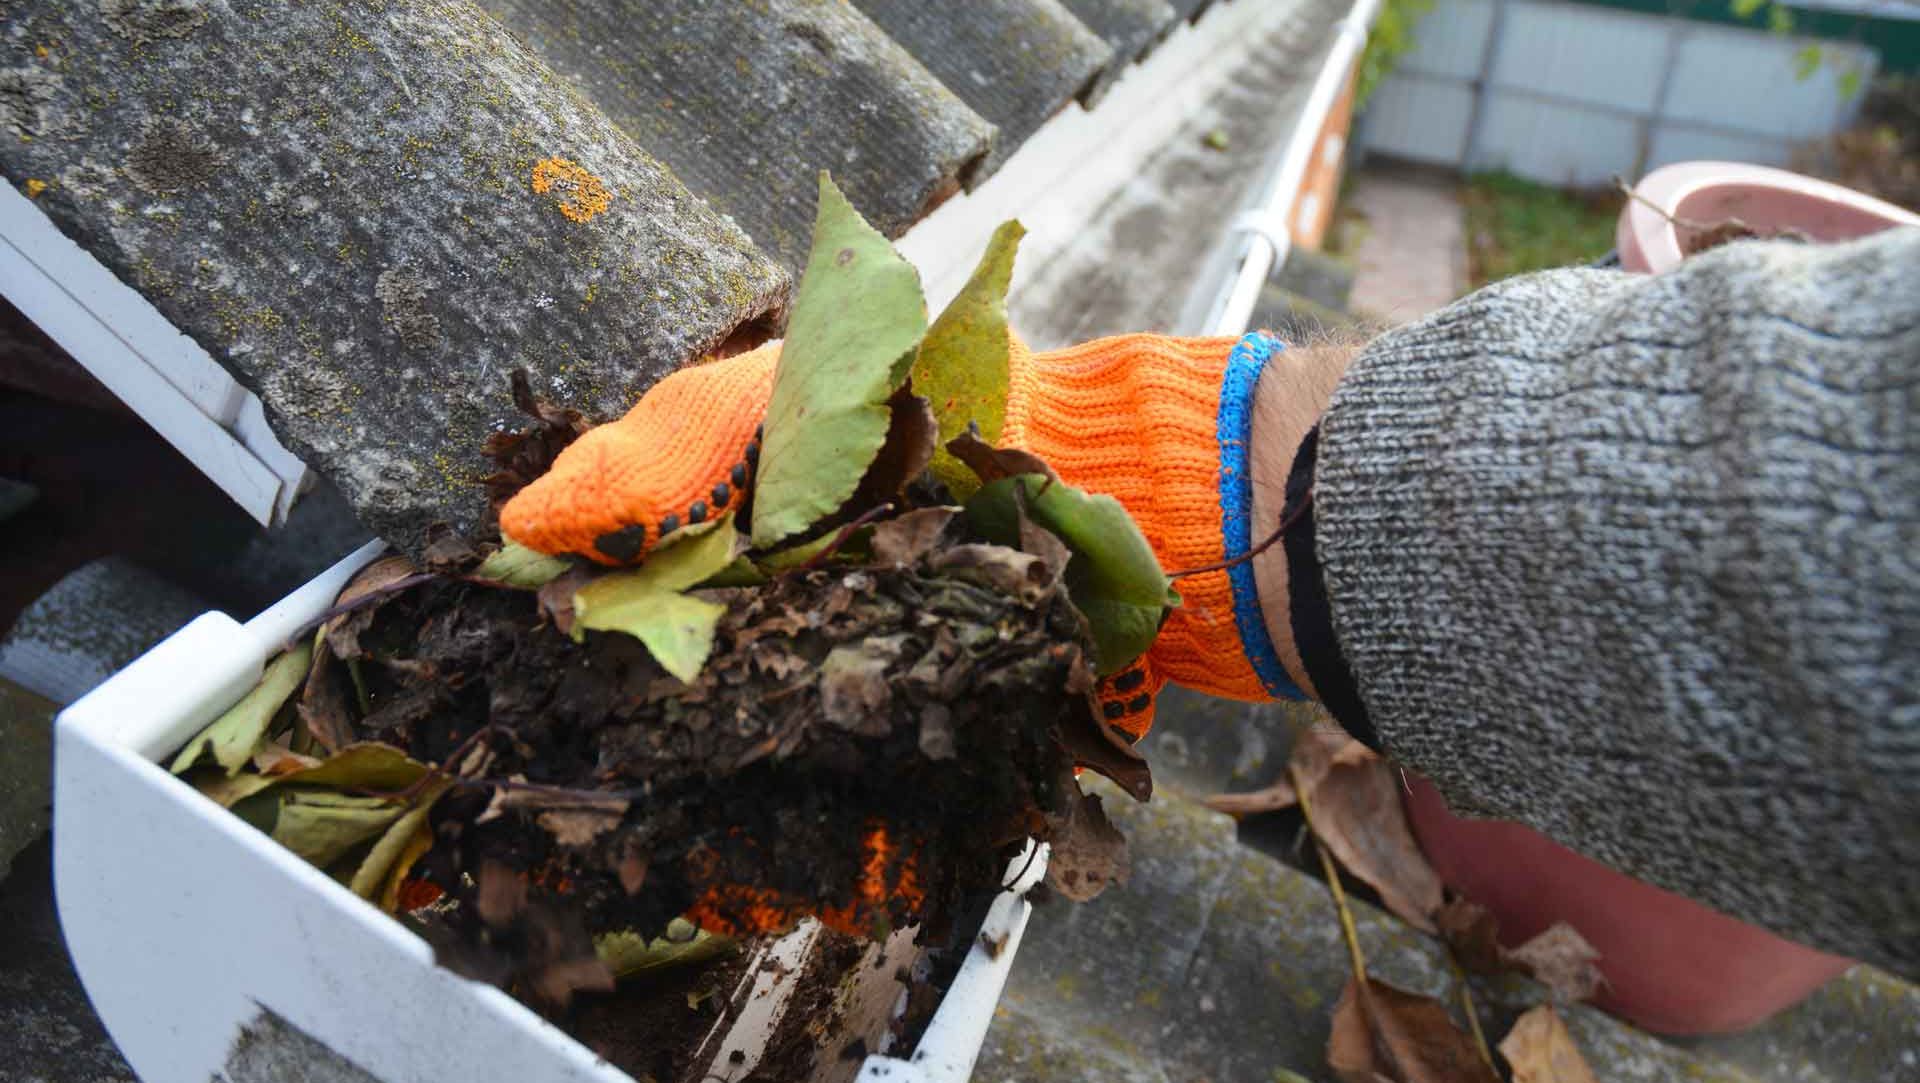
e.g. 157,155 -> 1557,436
1313,227 -> 1919,974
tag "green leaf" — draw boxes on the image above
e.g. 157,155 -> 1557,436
596,920 -> 737,980
699,556 -> 769,588
573,514 -> 741,682
1730,0 -> 1764,17
194,741 -> 434,808
474,542 -> 572,588
1838,66 -> 1862,99
271,791 -> 407,868
755,526 -> 870,571
1794,43 -> 1821,79
170,643 -> 314,777
914,220 -> 1023,498
349,779 -> 450,902
751,174 -> 927,548
965,476 -> 1176,675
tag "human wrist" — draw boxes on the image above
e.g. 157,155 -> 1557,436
1249,341 -> 1358,698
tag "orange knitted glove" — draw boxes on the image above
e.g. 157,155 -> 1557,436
500,331 -> 1305,742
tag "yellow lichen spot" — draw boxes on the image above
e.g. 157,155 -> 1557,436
23,179 -> 47,199
530,156 -> 612,223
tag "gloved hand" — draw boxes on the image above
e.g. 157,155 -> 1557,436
501,330 -> 1309,745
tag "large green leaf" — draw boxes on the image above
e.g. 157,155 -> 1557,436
192,741 -> 433,808
596,920 -> 736,980
474,541 -> 572,588
349,779 -> 450,902
915,220 -> 1023,498
271,791 -> 406,868
965,476 -> 1177,674
573,514 -> 741,682
170,643 -> 314,777
750,174 -> 927,548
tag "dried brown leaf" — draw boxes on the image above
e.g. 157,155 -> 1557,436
1056,701 -> 1152,802
1300,741 -> 1443,932
848,388 -> 938,508
818,639 -> 902,736
1436,898 -> 1507,976
475,858 -> 527,928
931,543 -> 1055,608
1044,782 -> 1130,902
252,741 -> 321,777
420,524 -> 480,571
538,802 -> 629,848
1327,977 -> 1501,1083
1203,777 -> 1299,816
945,423 -> 1058,486
325,554 -> 418,658
1499,1005 -> 1598,1083
1015,511 -> 1072,583
299,637 -> 357,756
1509,923 -> 1605,1004
536,564 -> 595,637
483,368 -> 591,512
870,506 -> 958,566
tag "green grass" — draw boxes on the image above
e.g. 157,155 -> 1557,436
1462,172 -> 1623,288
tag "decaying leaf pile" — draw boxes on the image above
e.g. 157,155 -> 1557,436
168,175 -> 1171,1028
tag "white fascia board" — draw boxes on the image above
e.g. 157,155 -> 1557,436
0,181 -> 307,526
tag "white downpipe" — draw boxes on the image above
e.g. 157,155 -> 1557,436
1204,0 -> 1384,336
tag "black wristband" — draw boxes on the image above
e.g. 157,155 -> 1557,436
1282,426 -> 1379,751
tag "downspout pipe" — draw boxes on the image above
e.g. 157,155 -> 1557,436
1203,0 -> 1385,335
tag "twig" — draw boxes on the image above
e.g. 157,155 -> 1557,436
287,572 -> 438,648
1612,175 -> 1794,244
1295,759 -> 1411,1083
1168,492 -> 1312,580
800,501 -> 894,570
1294,760 -> 1368,982
1448,953 -> 1500,1078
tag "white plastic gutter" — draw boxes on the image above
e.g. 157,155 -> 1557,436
1203,0 -> 1385,336
0,181 -> 310,527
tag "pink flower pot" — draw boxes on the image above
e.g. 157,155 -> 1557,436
1617,160 -> 1919,274
1404,776 -> 1852,1035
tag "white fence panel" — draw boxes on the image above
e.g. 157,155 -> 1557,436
1357,0 -> 1883,185
1646,121 -> 1797,170
1474,94 -> 1646,184
1400,0 -> 1496,77
1492,0 -> 1673,113
1665,26 -> 1877,139
1359,74 -> 1478,163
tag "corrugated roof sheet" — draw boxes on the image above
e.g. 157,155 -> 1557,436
1059,0 -> 1183,97
0,0 -> 1289,548
486,0 -> 996,271
851,0 -> 1113,176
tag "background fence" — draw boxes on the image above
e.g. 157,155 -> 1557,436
1356,0 -> 1892,184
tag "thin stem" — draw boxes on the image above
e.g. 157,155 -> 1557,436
1450,954 -> 1499,1079
801,501 -> 894,570
288,572 -> 438,647
1295,759 -> 1411,1083
1294,760 -> 1368,981
1168,491 -> 1312,580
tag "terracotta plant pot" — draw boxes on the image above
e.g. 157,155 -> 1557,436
1617,160 -> 1919,274
1404,776 -> 1852,1036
